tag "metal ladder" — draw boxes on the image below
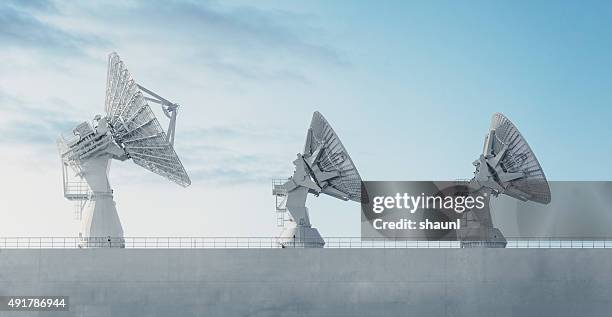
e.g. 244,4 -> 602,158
272,179 -> 289,227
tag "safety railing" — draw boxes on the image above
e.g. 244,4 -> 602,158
1,237 -> 612,249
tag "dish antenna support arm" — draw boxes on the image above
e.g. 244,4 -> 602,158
282,154 -> 321,226
137,84 -> 179,146
276,154 -> 326,247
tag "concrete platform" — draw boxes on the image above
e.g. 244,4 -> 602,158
0,249 -> 611,316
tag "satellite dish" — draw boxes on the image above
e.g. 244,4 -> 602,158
273,111 -> 363,247
58,52 -> 191,247
472,112 -> 551,204
458,112 -> 551,247
105,52 -> 191,187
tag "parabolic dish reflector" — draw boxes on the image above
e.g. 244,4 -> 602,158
304,111 -> 362,202
104,53 -> 191,187
486,113 -> 550,204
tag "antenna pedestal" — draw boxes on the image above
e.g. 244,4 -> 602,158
457,192 -> 507,248
278,225 -> 324,248
458,227 -> 507,248
278,184 -> 324,248
79,156 -> 124,248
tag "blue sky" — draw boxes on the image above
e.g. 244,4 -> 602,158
1,1 -> 611,237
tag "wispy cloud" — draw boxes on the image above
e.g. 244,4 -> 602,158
26,0 -> 347,81
177,125 -> 301,184
0,1 -> 107,55
0,90 -> 79,145
79,1 -> 346,64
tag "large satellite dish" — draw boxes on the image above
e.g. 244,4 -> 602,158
303,112 -> 362,202
57,52 -> 191,247
473,113 -> 550,204
273,111 -> 363,247
458,112 -> 551,247
105,53 -> 190,187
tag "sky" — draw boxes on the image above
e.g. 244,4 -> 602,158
1,0 -> 611,237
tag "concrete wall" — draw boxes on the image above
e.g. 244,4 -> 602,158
0,249 -> 611,317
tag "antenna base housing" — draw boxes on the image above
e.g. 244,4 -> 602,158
78,155 -> 125,248
458,227 -> 507,248
278,225 -> 324,248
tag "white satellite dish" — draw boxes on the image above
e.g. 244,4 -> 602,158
472,113 -> 551,204
57,52 -> 191,247
273,111 -> 363,248
458,112 -> 551,247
